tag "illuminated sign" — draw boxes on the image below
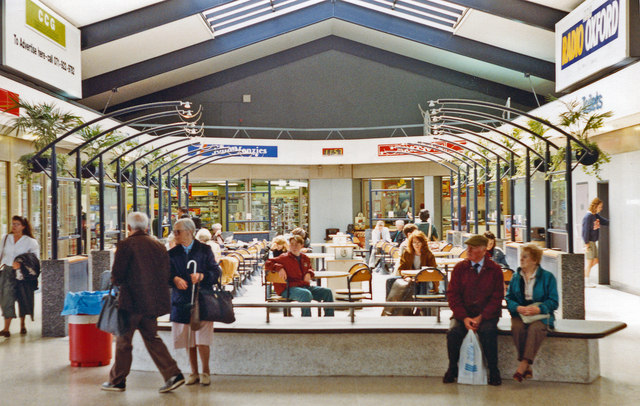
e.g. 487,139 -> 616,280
0,89 -> 20,116
187,143 -> 278,158
560,0 -> 619,70
555,0 -> 639,92
378,142 -> 465,157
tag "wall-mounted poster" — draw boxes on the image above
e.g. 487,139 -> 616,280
442,179 -> 451,198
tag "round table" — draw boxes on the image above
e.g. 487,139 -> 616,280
306,253 -> 334,271
432,251 -> 454,258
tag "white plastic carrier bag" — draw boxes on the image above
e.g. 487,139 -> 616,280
457,330 -> 488,385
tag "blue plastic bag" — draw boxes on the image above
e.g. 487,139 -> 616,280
60,290 -> 109,316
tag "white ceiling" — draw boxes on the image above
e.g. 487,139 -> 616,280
42,0 -> 166,27
38,0 -> 585,113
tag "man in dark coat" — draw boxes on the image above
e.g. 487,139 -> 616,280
102,212 -> 185,393
443,234 -> 504,386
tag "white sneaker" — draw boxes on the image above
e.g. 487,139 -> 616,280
200,373 -> 211,386
585,278 -> 596,288
185,373 -> 199,385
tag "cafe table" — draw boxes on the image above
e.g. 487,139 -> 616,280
306,252 -> 334,272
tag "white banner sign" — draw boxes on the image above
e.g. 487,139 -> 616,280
555,0 -> 630,92
1,0 -> 82,98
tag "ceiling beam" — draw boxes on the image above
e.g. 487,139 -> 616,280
334,2 -> 554,80
446,0 -> 567,31
81,0 -> 235,49
103,36 -> 540,115
82,2 -> 554,99
82,2 -> 335,98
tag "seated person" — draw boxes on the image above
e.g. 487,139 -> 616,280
195,228 -> 222,262
270,235 -> 288,258
212,223 -> 225,246
484,231 -> 508,268
386,231 -> 437,298
391,220 -> 406,244
443,234 -> 504,386
369,220 -> 391,267
397,223 -> 418,256
416,209 -> 439,241
265,235 -> 334,317
291,227 -> 311,253
505,243 -> 558,383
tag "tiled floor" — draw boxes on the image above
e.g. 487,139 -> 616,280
1,275 -> 638,405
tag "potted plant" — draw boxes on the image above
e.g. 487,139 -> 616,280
3,98 -> 81,183
77,125 -> 128,179
548,99 -> 613,179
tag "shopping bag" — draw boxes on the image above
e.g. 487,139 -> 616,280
457,330 -> 488,385
199,285 -> 236,324
96,286 -> 130,336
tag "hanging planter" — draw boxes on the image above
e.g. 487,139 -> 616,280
532,158 -> 553,172
575,145 -> 600,166
115,169 -> 131,183
29,156 -> 51,173
81,163 -> 99,178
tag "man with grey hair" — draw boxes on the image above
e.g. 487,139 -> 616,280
391,220 -> 406,244
101,212 -> 185,393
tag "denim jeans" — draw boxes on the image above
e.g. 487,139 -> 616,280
282,286 -> 335,317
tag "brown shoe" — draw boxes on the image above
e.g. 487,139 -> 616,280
20,328 -> 27,335
0,330 -> 10,338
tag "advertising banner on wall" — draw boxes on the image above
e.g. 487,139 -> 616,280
187,143 -> 278,158
378,141 -> 465,157
1,0 -> 82,98
555,0 -> 640,92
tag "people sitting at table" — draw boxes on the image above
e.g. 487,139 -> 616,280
270,236 -> 288,258
291,227 -> 311,253
391,220 -> 406,244
416,209 -> 439,241
505,243 -> 558,383
195,228 -> 222,262
385,231 -> 437,298
265,235 -> 334,317
397,223 -> 418,256
484,231 -> 509,268
443,234 -> 504,386
369,220 -> 391,267
211,223 -> 225,247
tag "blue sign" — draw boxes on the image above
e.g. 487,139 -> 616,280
560,0 -> 620,70
187,143 -> 278,158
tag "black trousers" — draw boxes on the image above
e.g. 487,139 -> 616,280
446,318 -> 499,372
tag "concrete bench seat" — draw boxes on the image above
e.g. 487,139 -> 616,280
135,315 -> 625,383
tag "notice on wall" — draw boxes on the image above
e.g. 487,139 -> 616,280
1,0 -> 82,98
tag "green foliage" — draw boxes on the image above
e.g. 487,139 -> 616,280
5,98 -> 81,183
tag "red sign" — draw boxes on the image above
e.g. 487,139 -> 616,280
378,141 -> 466,157
0,89 -> 19,116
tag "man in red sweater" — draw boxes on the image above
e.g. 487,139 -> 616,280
443,234 -> 504,386
265,235 -> 334,317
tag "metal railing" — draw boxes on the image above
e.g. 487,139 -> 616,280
234,301 -> 450,323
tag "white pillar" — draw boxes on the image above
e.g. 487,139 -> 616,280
424,176 -> 442,231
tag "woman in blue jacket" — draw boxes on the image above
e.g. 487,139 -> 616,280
505,243 -> 558,383
169,218 -> 221,387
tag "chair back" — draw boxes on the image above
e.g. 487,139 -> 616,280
441,243 -> 453,252
502,267 -> 514,283
374,240 -> 386,250
349,265 -> 372,283
265,271 -> 287,284
414,267 -> 445,283
219,256 -> 240,285
458,248 -> 468,259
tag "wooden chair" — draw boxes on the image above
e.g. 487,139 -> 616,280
458,248 -> 468,259
502,267 -> 514,294
335,263 -> 373,302
441,243 -> 453,252
413,267 -> 447,319
264,270 -> 292,316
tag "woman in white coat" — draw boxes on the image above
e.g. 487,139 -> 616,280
0,216 -> 39,337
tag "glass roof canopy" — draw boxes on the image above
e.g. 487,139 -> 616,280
202,0 -> 467,37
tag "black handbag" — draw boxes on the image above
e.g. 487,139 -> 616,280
96,285 -> 130,336
199,283 -> 235,324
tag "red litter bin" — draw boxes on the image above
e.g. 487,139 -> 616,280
68,314 -> 113,367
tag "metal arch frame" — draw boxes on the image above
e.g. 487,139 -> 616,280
433,99 -> 578,250
160,145 -> 240,176
152,151 -> 252,237
429,135 -> 510,236
432,98 -> 593,152
434,124 -> 521,158
79,122 -> 190,169
433,115 -> 544,161
433,107 -> 560,150
430,135 -> 510,166
389,150 -> 467,231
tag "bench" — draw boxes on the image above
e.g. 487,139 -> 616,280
130,303 -> 625,384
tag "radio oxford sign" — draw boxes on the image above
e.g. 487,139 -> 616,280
555,0 -> 639,92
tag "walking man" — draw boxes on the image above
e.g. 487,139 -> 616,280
101,212 -> 185,393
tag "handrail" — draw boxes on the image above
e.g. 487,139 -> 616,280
233,301 -> 450,323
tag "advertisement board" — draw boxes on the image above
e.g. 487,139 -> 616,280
187,143 -> 278,158
1,0 -> 82,98
555,0 -> 639,92
378,141 -> 465,157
